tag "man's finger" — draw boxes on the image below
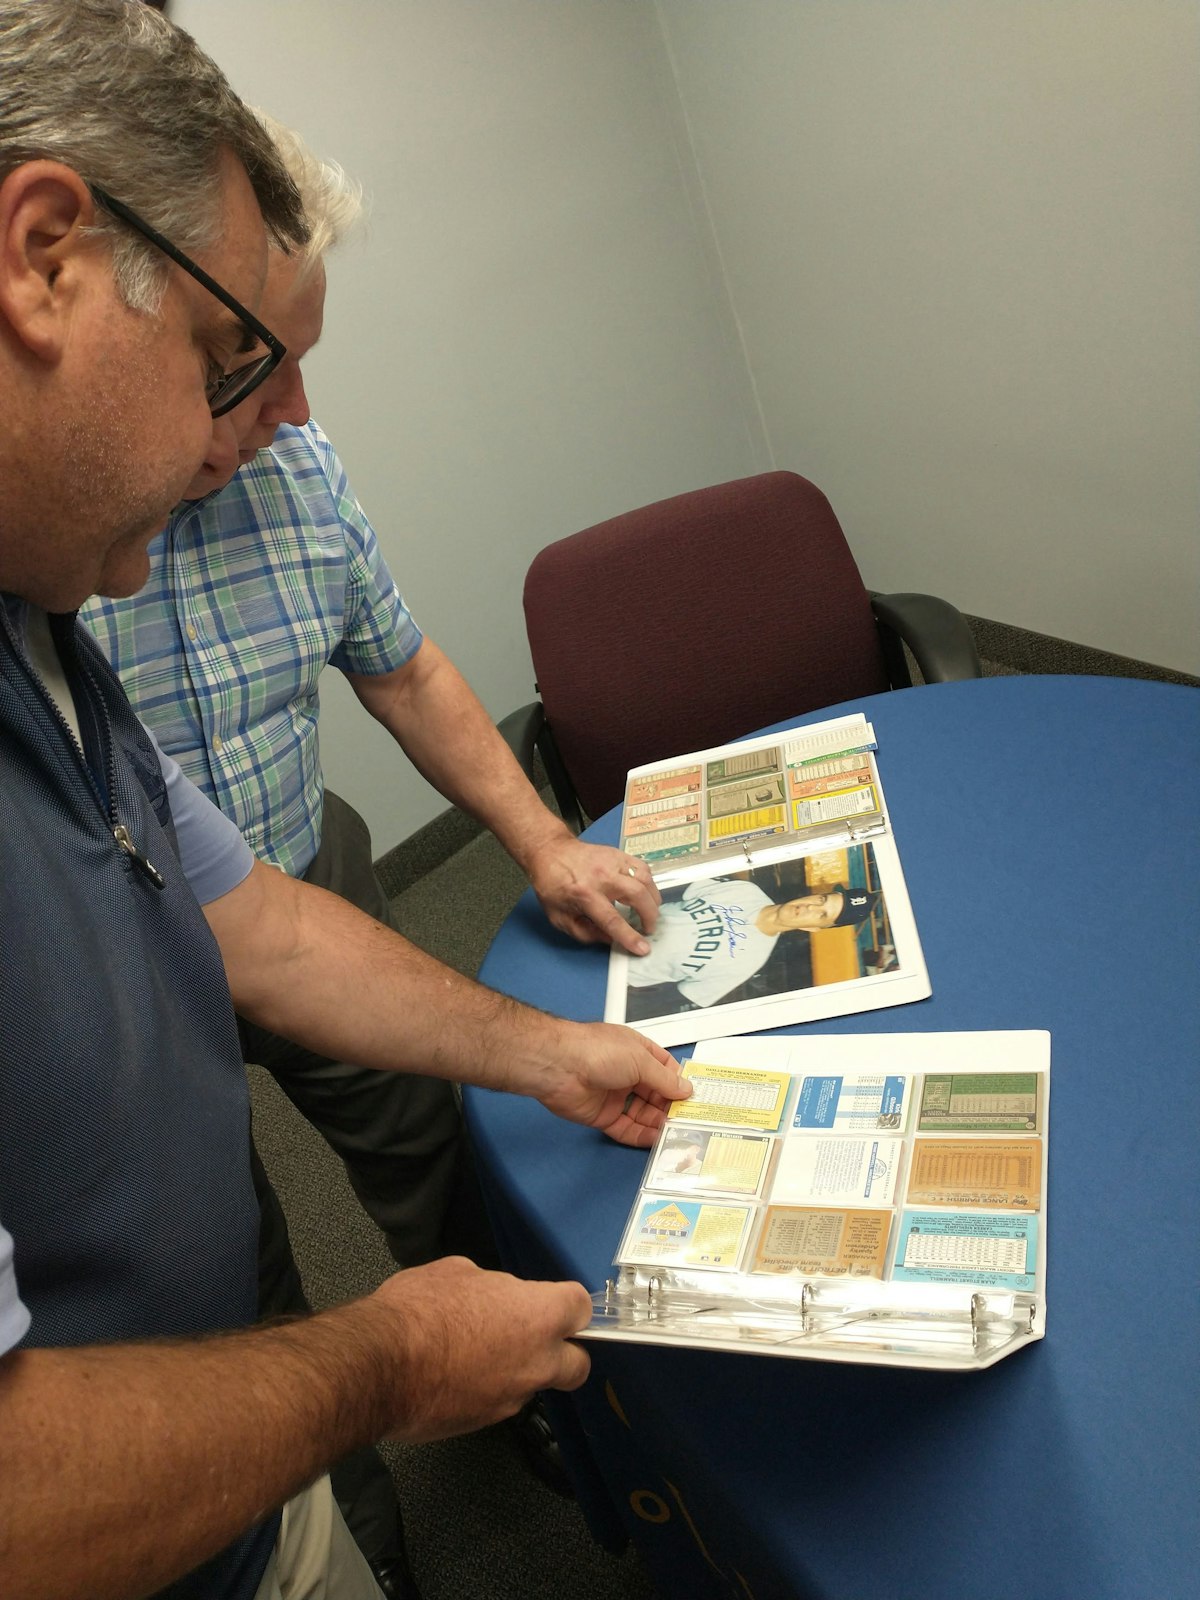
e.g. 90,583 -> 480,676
550,1279 -> 595,1334
531,1282 -> 595,1393
550,910 -> 607,946
626,1040 -> 691,1104
631,1030 -> 687,1075
610,1093 -> 670,1147
551,1340 -> 592,1393
613,882 -> 660,938
583,896 -> 651,956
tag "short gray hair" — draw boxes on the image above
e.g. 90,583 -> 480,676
254,111 -> 364,279
0,0 -> 309,310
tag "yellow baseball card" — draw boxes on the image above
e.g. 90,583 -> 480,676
667,1062 -> 793,1131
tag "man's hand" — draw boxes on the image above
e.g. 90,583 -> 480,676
531,1022 -> 691,1148
527,836 -> 661,955
371,1258 -> 592,1444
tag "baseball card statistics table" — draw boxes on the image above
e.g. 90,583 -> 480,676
464,675 -> 1199,1600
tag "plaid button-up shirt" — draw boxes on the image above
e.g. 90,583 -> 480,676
84,421 -> 422,877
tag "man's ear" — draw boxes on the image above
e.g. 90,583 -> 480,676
0,161 -> 101,362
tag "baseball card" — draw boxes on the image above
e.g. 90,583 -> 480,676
617,1196 -> 754,1271
771,1135 -> 903,1206
750,1205 -> 892,1278
892,1211 -> 1039,1292
645,1125 -> 773,1196
665,1061 -> 793,1131
906,1139 -> 1042,1211
916,1072 -> 1043,1134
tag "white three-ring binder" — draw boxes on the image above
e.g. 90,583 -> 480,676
584,1031 -> 1050,1372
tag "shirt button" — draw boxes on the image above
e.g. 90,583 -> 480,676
186,625 -> 197,641
212,735 -> 224,753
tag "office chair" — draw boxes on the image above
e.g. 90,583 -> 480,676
501,470 -> 981,832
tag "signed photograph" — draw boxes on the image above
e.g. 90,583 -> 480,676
623,842 -> 893,1026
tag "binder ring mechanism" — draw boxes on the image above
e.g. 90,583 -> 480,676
594,1271 -> 1041,1366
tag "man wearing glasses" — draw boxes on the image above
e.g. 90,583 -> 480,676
0,6 -> 688,1598
85,111 -> 668,1584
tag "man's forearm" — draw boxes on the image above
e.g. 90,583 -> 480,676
0,1300 -> 398,1600
204,861 -> 687,1151
205,861 -> 567,1094
344,641 -> 664,955
0,1257 -> 595,1600
346,641 -> 570,876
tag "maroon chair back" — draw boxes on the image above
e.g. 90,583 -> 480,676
523,471 -> 890,821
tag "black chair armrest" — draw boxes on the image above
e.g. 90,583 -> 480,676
496,700 -> 586,835
871,592 -> 983,686
496,700 -> 544,784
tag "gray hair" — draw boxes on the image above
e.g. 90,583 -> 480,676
0,0 -> 309,311
254,111 -> 364,279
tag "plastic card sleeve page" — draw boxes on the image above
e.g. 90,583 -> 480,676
585,1031 -> 1050,1372
604,716 -> 929,1048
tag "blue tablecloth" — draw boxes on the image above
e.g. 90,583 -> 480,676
466,676 -> 1200,1600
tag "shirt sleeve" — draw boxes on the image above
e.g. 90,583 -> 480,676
304,425 -> 423,679
0,1222 -> 32,1356
151,731 -> 256,904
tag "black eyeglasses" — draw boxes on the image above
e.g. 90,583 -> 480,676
88,185 -> 286,417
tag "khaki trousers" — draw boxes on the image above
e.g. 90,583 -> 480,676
252,1477 -> 384,1600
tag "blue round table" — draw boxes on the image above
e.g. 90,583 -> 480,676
465,676 -> 1199,1600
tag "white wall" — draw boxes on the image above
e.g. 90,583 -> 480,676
656,0 -> 1199,672
172,0 -> 1198,851
172,0 -> 763,848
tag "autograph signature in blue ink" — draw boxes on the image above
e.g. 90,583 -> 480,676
712,902 -> 749,957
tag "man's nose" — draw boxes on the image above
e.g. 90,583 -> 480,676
265,364 -> 310,428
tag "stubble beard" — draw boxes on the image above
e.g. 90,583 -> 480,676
59,332 -> 200,602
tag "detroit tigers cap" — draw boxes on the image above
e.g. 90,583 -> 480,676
830,886 -> 881,927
